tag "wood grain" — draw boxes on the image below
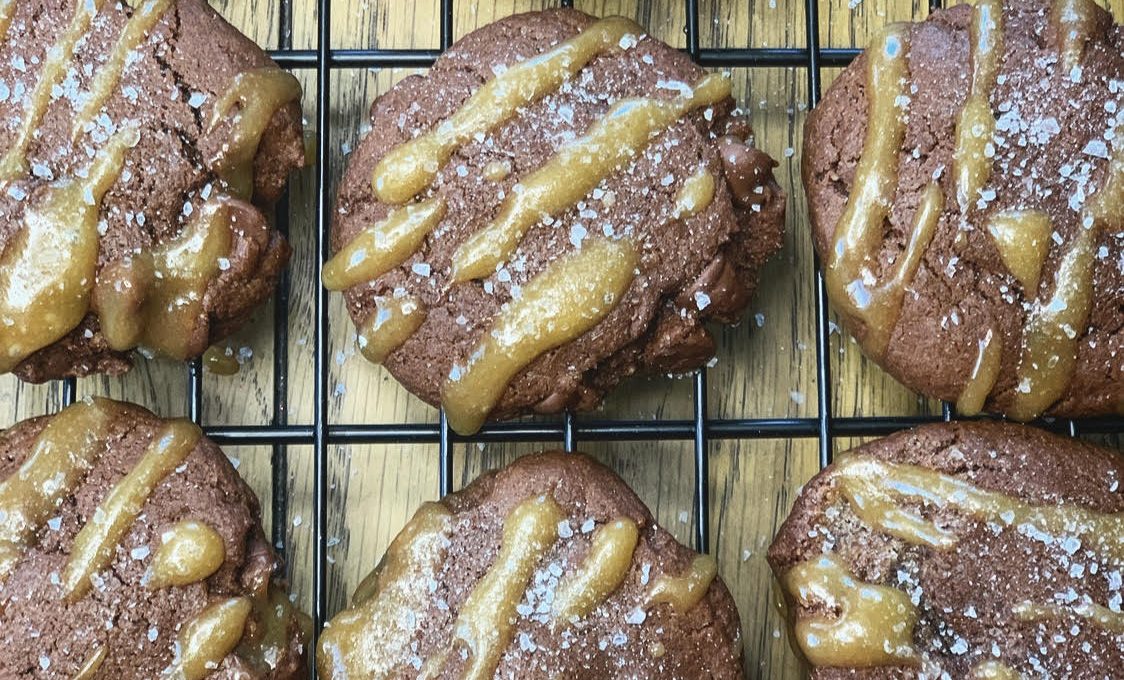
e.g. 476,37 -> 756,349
0,0 -> 1120,677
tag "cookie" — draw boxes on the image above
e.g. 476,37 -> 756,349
0,0 -> 305,382
803,0 -> 1122,420
768,422 -> 1123,677
318,452 -> 743,679
326,9 -> 785,434
0,398 -> 308,678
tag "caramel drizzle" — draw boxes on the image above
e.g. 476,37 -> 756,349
0,0 -> 110,180
953,0 -> 1003,211
449,495 -> 562,680
452,73 -> 731,282
644,554 -> 718,614
355,295 -> 426,365
783,554 -> 918,667
71,0 -> 175,140
202,346 -> 240,376
1053,0 -> 1101,73
986,210 -> 1052,293
322,197 -> 447,291
956,326 -> 1001,415
371,16 -> 644,204
319,503 -> 453,678
166,597 -> 253,680
207,68 -> 303,198
553,517 -> 639,621
73,646 -> 107,680
0,0 -> 15,43
672,167 -> 716,219
973,662 -> 1023,680
0,127 -> 138,374
1013,600 -> 1124,633
834,456 -> 1123,564
63,419 -> 201,600
825,25 -> 946,358
147,520 -> 226,589
0,400 -> 114,583
93,198 -> 236,360
442,237 -> 638,435
1009,137 -> 1121,421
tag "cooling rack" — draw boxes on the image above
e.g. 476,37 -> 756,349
39,0 -> 1123,670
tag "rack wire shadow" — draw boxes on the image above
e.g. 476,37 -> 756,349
46,0 -> 1124,670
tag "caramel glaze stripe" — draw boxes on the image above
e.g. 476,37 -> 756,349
644,554 -> 717,614
783,554 -> 918,667
146,520 -> 226,589
1013,600 -> 1124,633
445,495 -> 562,680
973,662 -> 1023,680
672,166 -> 716,219
1009,134 -> 1121,421
956,326 -> 1001,416
953,0 -> 1003,212
62,419 -> 202,600
0,400 -> 115,583
73,646 -> 107,680
206,68 -> 303,199
322,197 -> 447,291
442,237 -> 638,435
0,0 -> 14,43
355,294 -> 426,365
317,503 -> 453,678
986,210 -> 1052,294
71,0 -> 174,141
834,456 -> 1123,564
452,73 -> 731,282
371,16 -> 644,204
1053,0 -> 1102,74
0,126 -> 139,374
825,25 -> 946,358
0,0 -> 110,180
552,518 -> 639,622
166,597 -> 253,680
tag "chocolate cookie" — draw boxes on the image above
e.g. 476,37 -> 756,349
327,9 -> 786,434
804,0 -> 1122,420
0,0 -> 305,382
0,398 -> 308,678
318,452 -> 743,679
769,422 -> 1123,677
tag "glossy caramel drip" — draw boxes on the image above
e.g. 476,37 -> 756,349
673,167 -> 716,219
783,554 -> 918,667
94,198 -> 235,360
442,237 -> 637,434
954,0 -> 1003,210
0,128 -> 138,374
483,160 -> 512,182
73,646 -> 107,680
71,0 -> 174,140
0,0 -> 109,179
452,495 -> 562,680
0,0 -> 14,43
1013,601 -> 1124,633
356,295 -> 427,365
372,16 -> 644,203
147,520 -> 226,589
0,400 -> 114,582
1053,0 -> 1101,72
452,73 -> 731,281
1010,137 -> 1121,421
973,661 -> 1023,680
167,597 -> 253,680
986,210 -> 1052,293
203,346 -> 240,376
553,517 -> 639,621
956,327 -> 1001,415
834,456 -> 1123,563
323,198 -> 447,291
318,503 -> 452,678
207,68 -> 302,198
644,554 -> 717,614
237,584 -> 312,675
63,419 -> 201,600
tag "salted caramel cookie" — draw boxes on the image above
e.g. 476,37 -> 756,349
0,0 -> 305,382
327,9 -> 786,434
0,398 -> 308,678
769,422 -> 1123,678
318,452 -> 743,679
804,0 -> 1122,420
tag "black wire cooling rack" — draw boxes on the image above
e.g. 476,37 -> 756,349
43,0 -> 1124,666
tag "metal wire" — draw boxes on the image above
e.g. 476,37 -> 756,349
40,1 -> 1124,675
